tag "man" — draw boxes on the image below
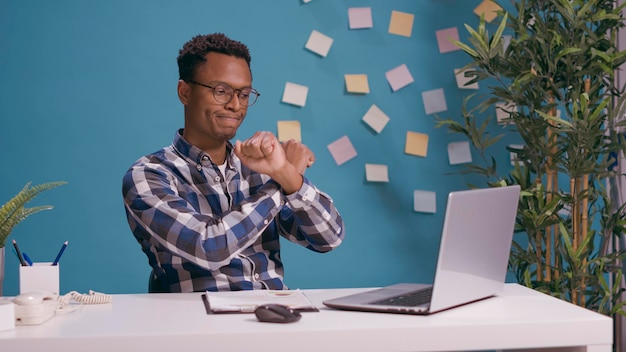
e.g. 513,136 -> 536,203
122,33 -> 344,293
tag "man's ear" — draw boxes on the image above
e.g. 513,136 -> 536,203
177,80 -> 189,105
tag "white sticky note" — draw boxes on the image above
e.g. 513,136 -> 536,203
305,30 -> 334,57
448,141 -> 472,165
365,164 -> 389,182
503,35 -> 512,51
348,7 -> 373,29
496,102 -> 516,124
386,64 -> 414,92
414,190 -> 437,213
509,144 -> 524,166
362,104 -> 390,134
327,135 -> 357,166
422,88 -> 447,115
282,82 -> 309,107
454,68 -> 479,90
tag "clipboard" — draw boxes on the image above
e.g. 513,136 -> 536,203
201,289 -> 319,314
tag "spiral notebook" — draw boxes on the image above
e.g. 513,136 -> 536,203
202,289 -> 319,314
323,185 -> 520,315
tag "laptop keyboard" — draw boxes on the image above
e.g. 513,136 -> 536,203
369,287 -> 433,307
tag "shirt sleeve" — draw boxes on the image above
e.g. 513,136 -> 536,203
123,164 -> 284,272
277,177 -> 345,252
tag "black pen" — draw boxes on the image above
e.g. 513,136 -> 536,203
12,239 -> 27,266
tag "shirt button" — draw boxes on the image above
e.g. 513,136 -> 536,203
263,219 -> 268,225
214,176 -> 220,182
196,164 -> 202,171
202,155 -> 209,161
254,273 -> 260,280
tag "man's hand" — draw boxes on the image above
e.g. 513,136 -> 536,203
282,139 -> 315,175
234,131 -> 303,194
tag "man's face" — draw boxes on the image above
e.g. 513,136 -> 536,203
179,52 -> 252,148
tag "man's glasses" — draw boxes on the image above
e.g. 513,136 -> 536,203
188,81 -> 260,107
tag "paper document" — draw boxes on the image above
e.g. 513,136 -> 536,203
202,289 -> 319,314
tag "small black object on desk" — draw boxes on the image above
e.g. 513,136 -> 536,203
254,304 -> 302,323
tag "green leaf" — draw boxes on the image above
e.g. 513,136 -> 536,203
0,181 -> 67,248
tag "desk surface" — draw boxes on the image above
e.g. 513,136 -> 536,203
0,283 -> 613,352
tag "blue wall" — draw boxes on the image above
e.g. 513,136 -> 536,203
0,0 -> 515,295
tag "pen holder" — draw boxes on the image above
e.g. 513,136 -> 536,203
19,263 -> 60,295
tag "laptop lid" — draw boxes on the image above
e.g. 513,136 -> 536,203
323,185 -> 520,314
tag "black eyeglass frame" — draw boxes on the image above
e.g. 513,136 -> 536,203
187,80 -> 260,107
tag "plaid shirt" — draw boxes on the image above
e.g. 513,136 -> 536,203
122,130 -> 344,292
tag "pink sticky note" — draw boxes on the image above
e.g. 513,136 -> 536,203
327,135 -> 357,166
348,7 -> 373,29
436,27 -> 461,54
385,64 -> 414,92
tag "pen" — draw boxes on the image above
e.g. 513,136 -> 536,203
12,239 -> 27,266
51,241 -> 68,266
22,252 -> 33,266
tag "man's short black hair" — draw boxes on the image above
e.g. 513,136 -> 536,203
177,33 -> 252,82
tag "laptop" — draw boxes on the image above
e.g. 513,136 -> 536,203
323,185 -> 521,315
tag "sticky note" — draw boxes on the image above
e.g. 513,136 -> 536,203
345,74 -> 370,94
454,68 -> 479,90
405,131 -> 429,157
348,7 -> 373,29
422,88 -> 447,115
414,190 -> 436,213
277,120 -> 302,142
474,0 -> 503,23
328,135 -> 357,166
282,82 -> 309,107
448,141 -> 472,165
386,64 -> 414,92
388,10 -> 414,37
509,144 -> 524,166
496,102 -> 516,124
436,27 -> 461,53
503,35 -> 512,51
365,163 -> 389,182
362,104 -> 390,134
305,30 -> 334,57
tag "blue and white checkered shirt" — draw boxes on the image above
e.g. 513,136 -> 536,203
122,130 -> 344,292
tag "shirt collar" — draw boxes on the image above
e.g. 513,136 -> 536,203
171,129 -> 235,166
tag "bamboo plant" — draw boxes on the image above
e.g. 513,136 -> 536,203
0,181 -> 66,248
436,0 -> 626,316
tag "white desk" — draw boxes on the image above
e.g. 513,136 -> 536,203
0,284 -> 612,352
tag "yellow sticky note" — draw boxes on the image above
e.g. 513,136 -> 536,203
388,10 -> 414,37
277,120 -> 302,142
345,74 -> 370,94
405,131 -> 429,157
474,0 -> 503,23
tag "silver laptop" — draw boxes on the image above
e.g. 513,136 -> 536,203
323,185 -> 520,315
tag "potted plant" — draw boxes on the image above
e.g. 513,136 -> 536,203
0,181 -> 66,294
436,0 -> 626,319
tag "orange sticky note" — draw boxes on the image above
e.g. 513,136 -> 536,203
345,74 -> 370,94
277,120 -> 302,142
405,131 -> 429,157
388,10 -> 414,37
474,0 -> 503,23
